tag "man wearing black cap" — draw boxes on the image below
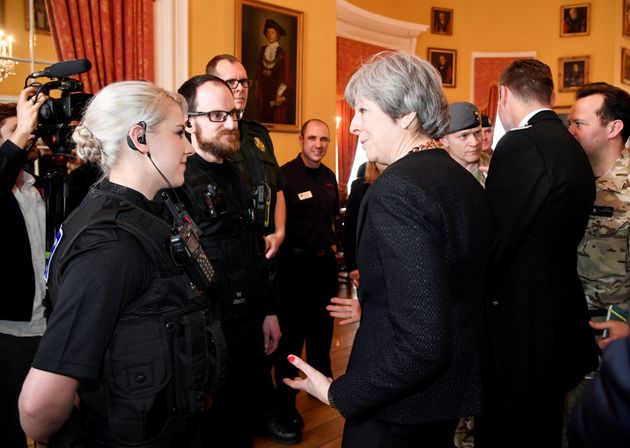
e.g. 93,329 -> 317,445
441,102 -> 486,185
480,114 -> 495,156
257,18 -> 292,124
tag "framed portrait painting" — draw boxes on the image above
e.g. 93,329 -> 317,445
622,48 -> 630,85
431,7 -> 453,35
558,55 -> 589,92
428,48 -> 456,88
431,8 -> 453,36
236,0 -> 303,132
24,0 -> 51,34
560,4 -> 590,37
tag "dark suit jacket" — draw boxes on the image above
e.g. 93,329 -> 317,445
329,149 -> 496,424
569,330 -> 630,448
484,110 -> 599,390
0,140 -> 35,321
343,176 -> 370,272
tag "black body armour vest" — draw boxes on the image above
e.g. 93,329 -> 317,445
183,161 -> 271,321
47,187 -> 226,447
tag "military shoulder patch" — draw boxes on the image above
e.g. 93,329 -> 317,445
254,137 -> 266,152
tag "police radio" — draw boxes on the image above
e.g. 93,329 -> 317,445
252,183 -> 272,228
162,192 -> 214,290
204,184 -> 227,218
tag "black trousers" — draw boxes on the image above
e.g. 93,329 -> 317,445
475,380 -> 565,448
274,249 -> 338,412
0,332 -> 41,448
342,417 -> 459,448
203,315 -> 267,448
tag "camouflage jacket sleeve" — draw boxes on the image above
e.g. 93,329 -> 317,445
578,148 -> 630,310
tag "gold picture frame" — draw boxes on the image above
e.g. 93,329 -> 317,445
431,7 -> 453,35
560,4 -> 590,37
622,48 -> 630,85
428,48 -> 456,88
236,0 -> 303,132
558,55 -> 589,92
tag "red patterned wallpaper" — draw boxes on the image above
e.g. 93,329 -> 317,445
337,37 -> 389,95
473,56 -> 530,120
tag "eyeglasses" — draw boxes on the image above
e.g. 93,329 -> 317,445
188,109 -> 245,123
224,78 -> 254,89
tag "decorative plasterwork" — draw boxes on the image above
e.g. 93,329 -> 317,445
336,0 -> 427,53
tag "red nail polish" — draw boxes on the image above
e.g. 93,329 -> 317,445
288,355 -> 295,362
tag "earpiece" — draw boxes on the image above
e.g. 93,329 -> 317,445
126,135 -> 139,151
137,121 -> 147,144
127,121 -> 147,151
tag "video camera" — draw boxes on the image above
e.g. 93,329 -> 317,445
25,58 -> 93,155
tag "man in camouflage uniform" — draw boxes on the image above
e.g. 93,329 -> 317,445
441,101 -> 489,186
568,82 -> 630,344
564,82 -> 630,448
480,114 -> 495,156
441,101 -> 486,448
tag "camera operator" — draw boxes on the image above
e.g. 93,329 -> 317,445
0,86 -> 48,448
18,81 -> 220,448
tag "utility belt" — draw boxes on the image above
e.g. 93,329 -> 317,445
286,246 -> 333,257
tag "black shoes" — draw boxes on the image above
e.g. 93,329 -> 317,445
259,416 -> 301,445
286,410 -> 304,430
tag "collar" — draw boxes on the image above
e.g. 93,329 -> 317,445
597,147 -> 630,194
518,108 -> 553,128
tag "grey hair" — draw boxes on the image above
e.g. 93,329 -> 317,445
345,51 -> 450,139
73,81 -> 187,177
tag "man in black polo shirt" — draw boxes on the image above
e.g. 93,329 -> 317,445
274,118 -> 340,430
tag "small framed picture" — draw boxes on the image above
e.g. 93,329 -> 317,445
428,48 -> 456,88
24,0 -> 50,35
622,48 -> 630,85
560,4 -> 590,37
624,0 -> 630,40
558,56 -> 589,92
431,7 -> 453,35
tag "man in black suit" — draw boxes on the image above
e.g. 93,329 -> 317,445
476,59 -> 599,448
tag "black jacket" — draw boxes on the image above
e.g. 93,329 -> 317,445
0,140 -> 35,321
569,330 -> 630,448
484,110 -> 599,390
329,149 -> 495,423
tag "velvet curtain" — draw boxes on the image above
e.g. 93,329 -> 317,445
45,0 -> 154,93
336,97 -> 358,204
479,83 -> 499,124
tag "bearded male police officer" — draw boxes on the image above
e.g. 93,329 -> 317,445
205,54 -> 299,444
177,74 -> 285,447
206,54 -> 286,259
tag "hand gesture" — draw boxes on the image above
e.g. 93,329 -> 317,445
283,355 -> 332,406
327,297 -> 361,325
